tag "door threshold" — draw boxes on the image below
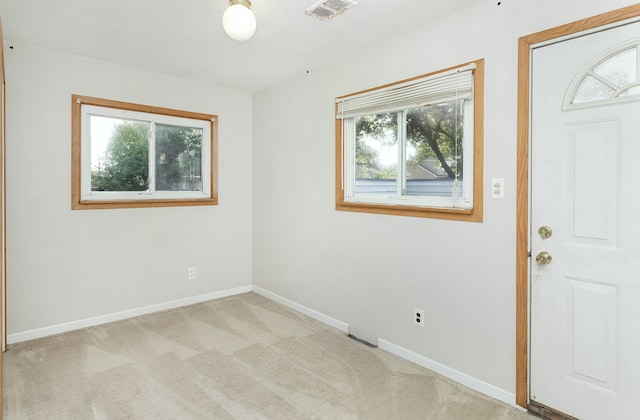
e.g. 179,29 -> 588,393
528,400 -> 578,420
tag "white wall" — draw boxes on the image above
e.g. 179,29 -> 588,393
5,0 -> 637,403
253,0 -> 639,397
5,43 -> 253,334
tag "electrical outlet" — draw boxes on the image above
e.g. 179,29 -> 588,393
188,267 -> 196,280
491,177 -> 505,199
414,307 -> 425,327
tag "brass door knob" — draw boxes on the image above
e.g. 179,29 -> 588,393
535,251 -> 552,265
538,226 -> 552,239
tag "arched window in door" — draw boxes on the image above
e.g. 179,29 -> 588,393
564,40 -> 640,109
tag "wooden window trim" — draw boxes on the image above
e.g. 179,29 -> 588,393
71,95 -> 218,210
335,59 -> 484,222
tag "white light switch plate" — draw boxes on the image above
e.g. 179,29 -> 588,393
491,177 -> 504,199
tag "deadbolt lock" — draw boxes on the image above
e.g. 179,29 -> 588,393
538,226 -> 553,239
535,251 -> 552,265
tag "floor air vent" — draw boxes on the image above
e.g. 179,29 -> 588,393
348,334 -> 377,348
305,0 -> 357,21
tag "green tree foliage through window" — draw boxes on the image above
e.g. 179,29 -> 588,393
155,125 -> 203,192
355,112 -> 397,179
355,99 -> 464,181
90,121 -> 204,193
406,100 -> 464,179
91,122 -> 149,191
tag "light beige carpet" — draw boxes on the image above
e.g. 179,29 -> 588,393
3,292 -> 534,419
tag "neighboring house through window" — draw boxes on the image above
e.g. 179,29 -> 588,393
72,95 -> 218,210
335,59 -> 484,221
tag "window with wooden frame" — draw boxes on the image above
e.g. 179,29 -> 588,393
72,95 -> 218,210
335,59 -> 484,221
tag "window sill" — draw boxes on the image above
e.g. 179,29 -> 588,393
72,197 -> 218,210
336,201 -> 482,222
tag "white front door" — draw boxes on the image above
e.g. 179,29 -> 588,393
530,21 -> 640,420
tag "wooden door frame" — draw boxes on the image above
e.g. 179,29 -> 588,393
516,3 -> 640,409
1,16 -> 5,350
0,15 -> 5,419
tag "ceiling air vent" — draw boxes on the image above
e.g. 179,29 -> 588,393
305,0 -> 357,21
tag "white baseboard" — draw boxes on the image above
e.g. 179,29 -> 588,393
252,286 -> 349,333
378,338 -> 518,408
7,285 -> 252,344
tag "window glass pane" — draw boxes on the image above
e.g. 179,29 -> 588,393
405,100 -> 463,197
354,113 -> 398,195
573,75 -> 615,103
155,124 -> 203,192
594,48 -> 636,88
90,116 -> 149,192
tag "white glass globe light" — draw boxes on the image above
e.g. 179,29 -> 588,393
222,3 -> 257,41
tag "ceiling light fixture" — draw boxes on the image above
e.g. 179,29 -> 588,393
222,0 -> 257,41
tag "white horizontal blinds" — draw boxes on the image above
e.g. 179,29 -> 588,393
336,62 -> 476,119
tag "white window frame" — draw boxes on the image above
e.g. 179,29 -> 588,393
335,60 -> 484,221
72,95 -> 218,210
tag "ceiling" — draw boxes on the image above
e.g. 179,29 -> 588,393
0,0 -> 486,91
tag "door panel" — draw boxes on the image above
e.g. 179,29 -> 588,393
530,21 -> 640,419
568,120 -> 619,246
565,278 -> 618,393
